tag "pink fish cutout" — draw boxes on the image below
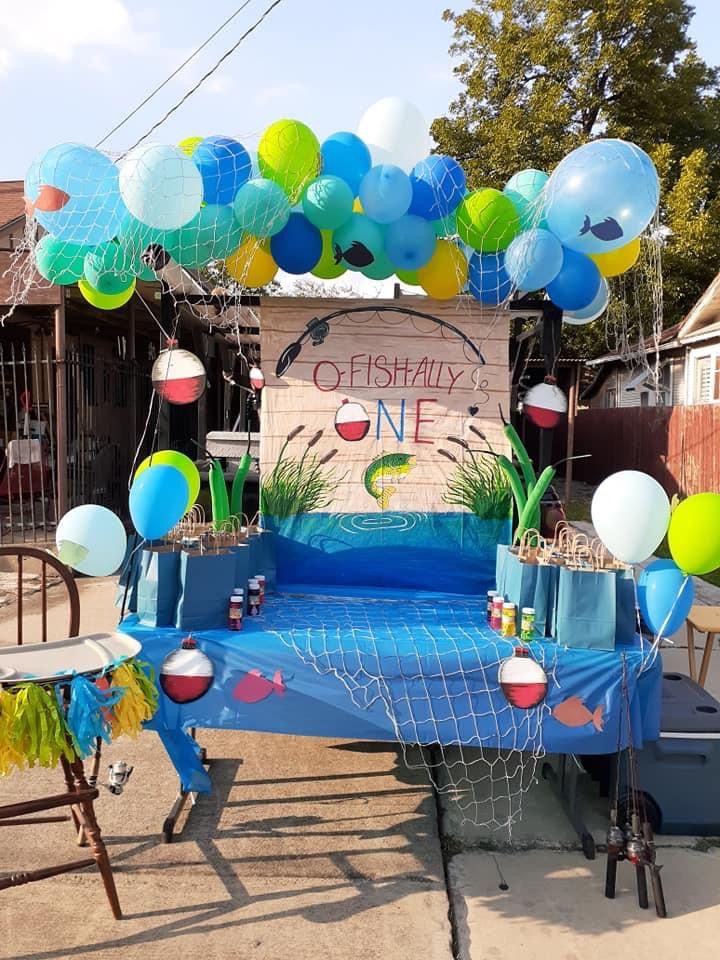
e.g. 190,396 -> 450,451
552,696 -> 604,732
233,669 -> 286,704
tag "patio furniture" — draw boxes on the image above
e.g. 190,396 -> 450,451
0,546 -> 122,919
685,605 -> 720,689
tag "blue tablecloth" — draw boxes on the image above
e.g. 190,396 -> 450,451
120,594 -> 662,793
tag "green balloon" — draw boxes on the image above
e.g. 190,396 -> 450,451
457,189 -> 520,252
258,119 -> 321,202
668,493 -> 720,575
84,242 -> 136,295
34,234 -> 92,285
311,231 -> 346,280
395,267 -> 420,286
167,205 -> 243,267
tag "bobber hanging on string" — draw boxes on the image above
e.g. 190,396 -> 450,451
498,646 -> 548,709
151,339 -> 207,405
159,635 -> 214,704
522,377 -> 568,429
249,366 -> 265,393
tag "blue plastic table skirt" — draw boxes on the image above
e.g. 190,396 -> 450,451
120,594 -> 662,793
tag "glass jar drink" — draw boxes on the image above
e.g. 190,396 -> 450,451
490,595 -> 504,630
521,607 -> 536,641
228,593 -> 244,631
247,578 -> 261,617
486,590 -> 498,625
501,602 -> 517,638
255,574 -> 266,605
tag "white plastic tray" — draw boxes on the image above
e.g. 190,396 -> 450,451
0,633 -> 141,684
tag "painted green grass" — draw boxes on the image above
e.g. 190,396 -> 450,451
440,448 -> 512,521
260,427 -> 345,519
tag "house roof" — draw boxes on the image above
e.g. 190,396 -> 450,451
679,270 -> 720,340
586,321 -> 683,367
0,181 -> 25,232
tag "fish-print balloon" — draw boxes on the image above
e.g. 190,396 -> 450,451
544,139 -> 659,254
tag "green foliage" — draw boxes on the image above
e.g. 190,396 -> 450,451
260,428 -> 344,518
442,453 -> 513,519
434,0 -> 720,350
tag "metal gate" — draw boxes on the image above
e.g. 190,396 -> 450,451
0,343 -> 151,544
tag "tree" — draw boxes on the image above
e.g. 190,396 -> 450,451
433,0 -> 720,349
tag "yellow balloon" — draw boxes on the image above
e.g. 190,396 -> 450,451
311,231 -> 346,280
225,237 -> 278,287
352,197 -> 364,213
417,240 -> 468,299
590,236 -> 641,277
78,277 -> 136,310
178,136 -> 203,157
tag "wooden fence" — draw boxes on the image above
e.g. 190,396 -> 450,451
573,405 -> 720,496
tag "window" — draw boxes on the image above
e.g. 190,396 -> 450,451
693,354 -> 719,404
640,391 -> 649,407
605,388 -> 616,408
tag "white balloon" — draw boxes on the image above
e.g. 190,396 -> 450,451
120,144 -> 203,230
591,470 -> 670,564
357,97 -> 431,173
56,505 -> 127,577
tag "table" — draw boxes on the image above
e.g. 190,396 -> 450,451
686,605 -> 720,688
120,594 -> 662,849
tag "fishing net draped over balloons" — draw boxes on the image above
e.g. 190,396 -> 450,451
22,98 -> 659,313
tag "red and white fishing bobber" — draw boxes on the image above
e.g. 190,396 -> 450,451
249,366 -> 265,393
151,339 -> 207,405
159,635 -> 214,704
334,399 -> 370,442
498,646 -> 548,709
522,378 -> 567,429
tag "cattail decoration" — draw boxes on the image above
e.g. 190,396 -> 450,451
469,425 -> 486,440
307,430 -> 324,449
438,449 -> 458,463
318,449 -> 338,465
286,425 -> 305,442
447,436 -> 471,451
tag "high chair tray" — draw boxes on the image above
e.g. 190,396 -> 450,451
0,633 -> 141,684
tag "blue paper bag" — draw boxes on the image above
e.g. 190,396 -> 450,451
115,540 -> 142,613
553,568 -> 619,650
614,567 -> 637,646
175,548 -> 236,631
255,528 -> 276,592
136,547 -> 181,627
497,546 -> 559,637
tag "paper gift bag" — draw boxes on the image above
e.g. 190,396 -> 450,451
175,548 -> 236,631
228,541 -> 251,593
553,567 -> 619,650
499,538 -> 559,637
114,539 -> 142,613
254,528 -> 276,591
614,566 -> 637,646
136,546 -> 181,627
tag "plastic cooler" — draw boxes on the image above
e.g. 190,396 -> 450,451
627,673 -> 720,835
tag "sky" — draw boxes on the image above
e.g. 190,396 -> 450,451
2,0 -> 717,183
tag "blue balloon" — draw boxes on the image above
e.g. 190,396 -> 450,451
129,464 -> 189,541
409,155 -> 466,220
192,136 -> 251,206
544,139 -> 659,254
468,252 -> 512,305
505,228 -> 563,292
563,278 -> 609,325
359,165 -> 412,224
503,169 -> 549,230
546,247 -> 601,311
321,132 -> 372,195
270,212 -> 322,274
638,559 -> 695,637
25,143 -> 126,245
332,214 -> 384,272
384,214 -> 436,271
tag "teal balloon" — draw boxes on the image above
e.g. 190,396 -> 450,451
544,139 -> 659,253
384,214 -> 436,271
361,251 -> 395,280
503,169 -> 548,230
84,242 -> 136,295
432,212 -> 457,238
332,214 -> 384,272
233,178 -> 290,237
34,234 -> 92,285
167,204 -> 242,267
117,215 -> 174,280
302,175 -> 354,230
358,164 -> 412,224
129,464 -> 188,541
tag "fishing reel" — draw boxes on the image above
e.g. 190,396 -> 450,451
107,760 -> 134,796
605,811 -> 666,918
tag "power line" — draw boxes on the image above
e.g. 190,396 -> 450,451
118,0 -> 286,159
95,0 -> 257,149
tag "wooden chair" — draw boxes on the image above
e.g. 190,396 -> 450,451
686,604 -> 720,690
0,545 -> 122,919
